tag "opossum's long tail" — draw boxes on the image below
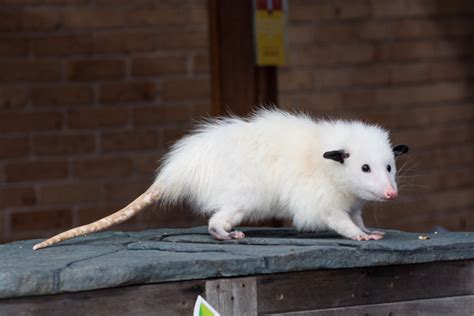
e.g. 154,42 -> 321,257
32,186 -> 161,250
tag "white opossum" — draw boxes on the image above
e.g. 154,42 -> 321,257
33,109 -> 409,250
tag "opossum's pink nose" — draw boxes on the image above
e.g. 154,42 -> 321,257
384,189 -> 398,200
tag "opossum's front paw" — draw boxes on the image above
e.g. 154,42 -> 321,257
228,230 -> 245,239
353,234 -> 384,241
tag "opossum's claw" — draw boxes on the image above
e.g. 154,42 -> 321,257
228,231 -> 245,239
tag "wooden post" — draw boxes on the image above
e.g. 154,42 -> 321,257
205,278 -> 258,316
208,0 -> 278,116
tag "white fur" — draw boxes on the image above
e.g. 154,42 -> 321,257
155,109 -> 400,240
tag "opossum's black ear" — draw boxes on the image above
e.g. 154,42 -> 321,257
323,150 -> 350,164
393,144 -> 409,157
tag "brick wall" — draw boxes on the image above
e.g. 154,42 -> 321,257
0,0 -> 210,242
279,0 -> 474,232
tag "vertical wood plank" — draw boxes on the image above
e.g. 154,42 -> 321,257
205,277 -> 258,316
208,0 -> 277,116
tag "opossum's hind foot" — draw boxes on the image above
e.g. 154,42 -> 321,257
208,208 -> 246,240
208,226 -> 245,240
353,234 -> 384,241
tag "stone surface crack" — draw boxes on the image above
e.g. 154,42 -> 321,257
52,247 -> 126,292
126,248 -> 227,254
66,248 -> 125,269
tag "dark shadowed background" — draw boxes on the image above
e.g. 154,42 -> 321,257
0,0 -> 472,243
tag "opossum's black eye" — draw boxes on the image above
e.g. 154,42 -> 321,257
387,165 -> 391,172
361,164 -> 371,173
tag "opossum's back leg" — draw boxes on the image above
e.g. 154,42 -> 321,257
208,208 -> 246,240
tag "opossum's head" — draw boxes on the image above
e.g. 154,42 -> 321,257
323,125 -> 409,202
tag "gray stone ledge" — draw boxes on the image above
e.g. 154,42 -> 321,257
1,227 -> 473,299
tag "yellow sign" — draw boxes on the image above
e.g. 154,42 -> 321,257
254,0 -> 287,66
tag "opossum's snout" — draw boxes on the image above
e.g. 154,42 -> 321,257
384,187 -> 398,200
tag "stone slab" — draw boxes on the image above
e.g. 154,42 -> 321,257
0,227 -> 473,299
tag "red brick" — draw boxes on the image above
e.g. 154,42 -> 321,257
393,125 -> 473,149
0,187 -> 36,208
390,61 -> 470,84
340,90 -> 376,109
62,8 -> 126,29
92,0 -> 158,5
365,103 -> 474,129
94,32 -> 155,54
375,82 -> 470,106
280,92 -> 343,113
370,0 -> 468,18
128,5 -> 207,26
73,157 -> 133,178
0,136 -> 29,159
289,0 -> 370,22
104,180 -> 150,203
66,59 -> 126,81
32,134 -> 96,156
31,35 -> 93,56
23,9 -> 61,30
133,105 -> 192,126
10,209 -> 72,233
376,41 -> 436,61
5,160 -> 69,182
38,182 -> 101,205
0,111 -> 62,132
0,38 -> 29,57
0,86 -> 29,109
417,168 -> 474,192
315,65 -> 391,89
428,188 -> 474,213
288,25 -> 314,46
278,70 -> 314,92
101,130 -> 160,152
192,102 -> 212,117
161,79 -> 210,101
0,11 -> 21,31
162,127 -> 187,145
376,40 -> 474,61
131,56 -> 187,77
310,19 -> 462,43
288,44 -> 375,66
132,153 -> 161,175
0,9 -> 60,31
67,108 -> 129,128
0,61 -> 61,82
409,144 -> 473,171
154,30 -> 208,50
32,84 -> 93,107
99,81 -> 157,104
192,54 -> 209,73
1,0 -> 88,5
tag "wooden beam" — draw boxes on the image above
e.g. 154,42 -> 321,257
270,295 -> 474,315
208,0 -> 278,116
